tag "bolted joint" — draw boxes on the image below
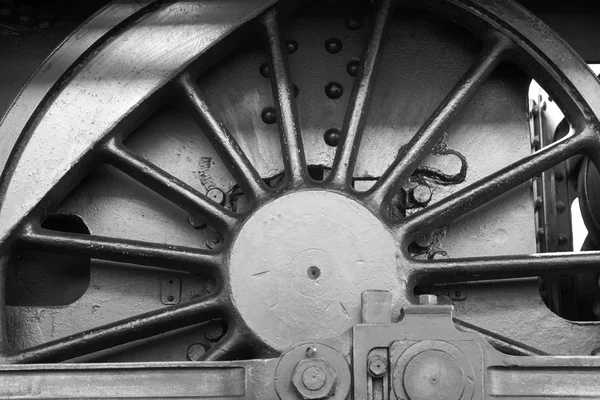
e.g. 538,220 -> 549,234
418,294 -> 438,305
292,358 -> 337,399
409,184 -> 432,206
367,355 -> 387,378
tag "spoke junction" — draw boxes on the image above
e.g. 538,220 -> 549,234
402,131 -> 591,237
367,38 -> 512,207
177,73 -> 270,202
262,9 -> 308,187
100,138 -> 238,232
329,0 -> 395,188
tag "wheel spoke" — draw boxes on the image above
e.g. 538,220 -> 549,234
367,39 -> 510,205
409,250 -> 600,284
100,139 -> 237,232
18,224 -> 223,274
402,131 -> 591,236
329,0 -> 395,187
177,73 -> 270,201
8,295 -> 224,363
201,326 -> 246,361
262,9 -> 308,186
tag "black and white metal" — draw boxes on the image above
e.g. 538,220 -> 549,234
367,39 -> 511,206
5,294 -> 224,364
401,130 -> 593,237
411,251 -> 600,284
99,138 -> 238,232
18,224 -> 223,274
262,8 -> 308,187
177,73 -> 271,202
328,0 -> 394,188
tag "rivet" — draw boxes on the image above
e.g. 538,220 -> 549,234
347,60 -> 359,77
555,170 -> 565,182
558,235 -> 568,246
345,18 -> 362,30
324,37 -> 343,54
204,320 -> 225,341
261,107 -> 277,124
325,82 -> 344,99
259,62 -> 271,78
324,128 -> 341,147
187,343 -> 207,361
286,39 -> 298,54
556,201 -> 566,213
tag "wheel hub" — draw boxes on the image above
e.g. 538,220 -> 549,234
229,190 -> 402,350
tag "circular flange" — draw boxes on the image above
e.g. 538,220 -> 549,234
228,191 -> 402,351
392,340 -> 475,400
275,342 -> 351,400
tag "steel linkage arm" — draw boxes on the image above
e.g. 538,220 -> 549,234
0,360 -> 278,399
3,293 -> 600,399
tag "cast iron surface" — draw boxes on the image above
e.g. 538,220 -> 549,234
1,0 -> 600,393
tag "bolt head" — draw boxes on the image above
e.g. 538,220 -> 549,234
418,294 -> 438,305
302,366 -> 327,391
187,343 -> 206,361
292,358 -> 337,400
206,188 -> 225,205
411,184 -> 432,205
368,355 -> 387,377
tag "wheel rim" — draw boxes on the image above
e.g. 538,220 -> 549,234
0,0 -> 600,362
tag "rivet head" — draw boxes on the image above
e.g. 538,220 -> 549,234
324,37 -> 343,54
287,39 -> 299,54
187,343 -> 206,361
345,18 -> 362,30
325,82 -> 344,99
259,62 -> 271,78
261,107 -> 277,124
324,128 -> 341,147
347,60 -> 359,77
204,320 -> 225,341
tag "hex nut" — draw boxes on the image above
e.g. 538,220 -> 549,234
367,355 -> 387,378
292,358 -> 337,399
418,294 -> 438,305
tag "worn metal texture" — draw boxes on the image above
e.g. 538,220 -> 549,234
1,1 -> 600,395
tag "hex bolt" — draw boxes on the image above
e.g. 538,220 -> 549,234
302,366 -> 327,391
291,358 -> 337,400
410,184 -> 432,206
187,343 -> 206,361
204,320 -> 225,341
418,294 -> 438,305
367,355 -> 387,378
206,188 -> 225,205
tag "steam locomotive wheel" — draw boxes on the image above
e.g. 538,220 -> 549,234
1,0 -> 600,363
